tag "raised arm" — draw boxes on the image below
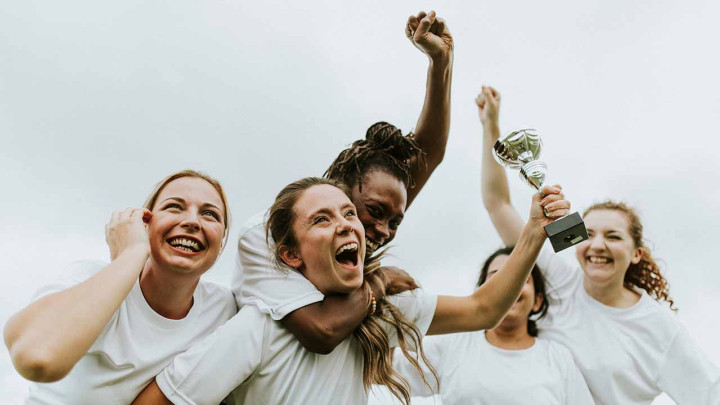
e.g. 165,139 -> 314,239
3,208 -> 150,382
405,11 -> 454,207
427,185 -> 570,335
477,86 -> 525,246
282,267 -> 418,354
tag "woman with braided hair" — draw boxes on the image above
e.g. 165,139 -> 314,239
231,10 -> 454,356
477,85 -> 719,404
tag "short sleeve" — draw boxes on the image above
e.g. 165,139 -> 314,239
384,289 -> 438,349
156,306 -> 266,405
231,211 -> 324,320
536,246 -> 582,301
32,260 -> 106,302
392,335 -> 447,397
657,327 -> 720,404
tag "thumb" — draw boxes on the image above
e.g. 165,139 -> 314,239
414,10 -> 436,40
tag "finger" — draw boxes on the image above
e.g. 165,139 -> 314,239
406,15 -> 419,37
475,94 -> 486,107
415,11 -> 427,21
544,200 -> 571,213
539,184 -> 562,196
408,280 -> 419,289
429,16 -> 443,35
434,18 -> 446,36
540,192 -> 564,206
415,11 -> 435,39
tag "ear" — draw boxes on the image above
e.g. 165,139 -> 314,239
631,247 -> 643,265
279,245 -> 303,269
532,292 -> 544,313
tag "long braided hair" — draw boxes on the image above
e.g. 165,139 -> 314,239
324,122 -> 426,191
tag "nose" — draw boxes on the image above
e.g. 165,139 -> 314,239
588,235 -> 606,251
180,209 -> 201,232
373,221 -> 390,242
336,216 -> 354,235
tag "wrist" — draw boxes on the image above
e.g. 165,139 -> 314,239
118,244 -> 151,262
428,54 -> 453,72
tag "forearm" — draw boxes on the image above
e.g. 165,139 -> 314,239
407,57 -> 453,206
481,121 -> 524,246
427,223 -> 545,335
473,223 -> 545,326
282,283 -> 379,354
4,248 -> 147,381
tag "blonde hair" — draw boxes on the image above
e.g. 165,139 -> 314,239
267,177 -> 438,404
584,200 -> 676,311
144,169 -> 230,249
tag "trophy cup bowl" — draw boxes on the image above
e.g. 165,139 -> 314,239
493,129 -> 588,252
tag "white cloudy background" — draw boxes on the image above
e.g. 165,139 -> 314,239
1,1 -> 719,403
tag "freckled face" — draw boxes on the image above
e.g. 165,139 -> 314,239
350,170 -> 407,256
486,255 -> 541,328
289,185 -> 365,295
148,177 -> 226,276
575,209 -> 642,286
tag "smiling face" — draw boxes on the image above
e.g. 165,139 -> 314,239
350,170 -> 407,256
486,255 -> 542,329
281,184 -> 365,295
148,177 -> 226,277
575,209 -> 643,287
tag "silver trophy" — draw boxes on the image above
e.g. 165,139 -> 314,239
493,129 -> 588,252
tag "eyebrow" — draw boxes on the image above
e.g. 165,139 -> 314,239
307,203 -> 355,220
159,197 -> 222,211
367,198 -> 404,219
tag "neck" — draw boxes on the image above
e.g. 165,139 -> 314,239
139,261 -> 199,319
485,320 -> 535,350
583,277 -> 640,308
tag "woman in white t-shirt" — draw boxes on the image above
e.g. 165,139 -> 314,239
477,85 -> 719,404
4,170 -> 237,404
394,246 -> 593,404
133,175 -> 571,404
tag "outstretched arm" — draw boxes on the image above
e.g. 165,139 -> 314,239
405,10 -> 454,208
428,185 -> 570,335
4,208 -> 151,382
477,86 -> 525,246
281,267 -> 419,354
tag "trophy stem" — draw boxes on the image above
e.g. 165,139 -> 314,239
519,160 -> 547,191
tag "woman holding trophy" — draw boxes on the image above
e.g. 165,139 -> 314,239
477,85 -> 719,404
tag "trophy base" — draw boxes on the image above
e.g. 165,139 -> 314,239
543,212 -> 588,252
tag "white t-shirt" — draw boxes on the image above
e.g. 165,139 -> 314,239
25,261 -> 237,405
536,247 -> 720,405
393,331 -> 593,404
156,288 -> 438,405
231,210 -> 324,320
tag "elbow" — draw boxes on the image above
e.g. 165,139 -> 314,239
9,344 -> 71,382
296,323 -> 342,355
473,301 -> 503,331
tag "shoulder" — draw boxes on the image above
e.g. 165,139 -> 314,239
196,280 -> 237,315
238,211 -> 268,243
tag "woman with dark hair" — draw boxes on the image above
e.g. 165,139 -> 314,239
4,170 -> 237,404
477,85 -> 719,404
133,176 -> 571,404
234,10 -> 454,355
393,246 -> 593,404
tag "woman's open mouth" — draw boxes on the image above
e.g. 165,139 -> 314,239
335,242 -> 359,269
167,236 -> 205,254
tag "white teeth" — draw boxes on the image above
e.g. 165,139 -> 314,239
169,238 -> 200,252
336,242 -> 358,255
588,257 -> 610,264
365,239 -> 379,252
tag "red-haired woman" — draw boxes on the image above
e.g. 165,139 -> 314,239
477,85 -> 719,404
4,170 -> 237,404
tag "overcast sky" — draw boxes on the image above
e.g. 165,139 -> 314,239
2,1 -> 719,403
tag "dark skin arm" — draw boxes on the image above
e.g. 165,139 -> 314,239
278,10 -> 446,355
132,380 -> 171,405
405,11 -> 454,208
281,267 -> 418,354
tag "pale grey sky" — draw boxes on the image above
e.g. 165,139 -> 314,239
2,1 -> 719,403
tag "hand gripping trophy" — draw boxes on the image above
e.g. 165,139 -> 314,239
493,129 -> 588,252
